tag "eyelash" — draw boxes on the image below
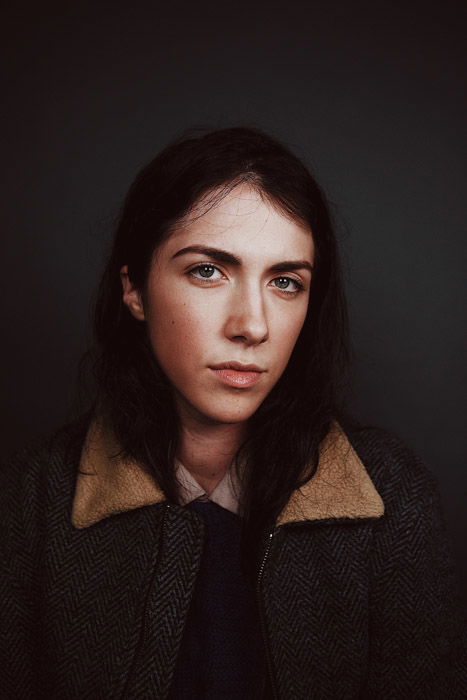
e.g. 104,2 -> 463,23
187,263 -> 305,295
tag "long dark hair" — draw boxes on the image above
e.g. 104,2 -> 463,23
89,125 -> 350,573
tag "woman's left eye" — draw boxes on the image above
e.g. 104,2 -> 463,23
272,276 -> 304,294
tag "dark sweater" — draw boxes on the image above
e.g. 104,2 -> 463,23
169,500 -> 266,698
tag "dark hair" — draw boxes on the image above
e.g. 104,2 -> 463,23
89,125 -> 350,575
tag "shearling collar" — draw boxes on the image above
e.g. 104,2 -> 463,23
71,420 -> 384,529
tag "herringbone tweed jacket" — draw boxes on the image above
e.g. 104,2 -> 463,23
1,416 -> 465,699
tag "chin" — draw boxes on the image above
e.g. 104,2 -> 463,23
210,391 -> 268,421
200,404 -> 259,425
179,393 -> 264,426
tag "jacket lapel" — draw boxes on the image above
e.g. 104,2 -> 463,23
276,423 -> 384,524
72,420 -> 384,529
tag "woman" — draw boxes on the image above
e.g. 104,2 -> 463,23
1,126 -> 465,699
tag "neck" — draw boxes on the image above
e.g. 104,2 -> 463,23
176,410 -> 247,495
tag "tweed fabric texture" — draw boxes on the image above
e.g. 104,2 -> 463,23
1,418 -> 465,699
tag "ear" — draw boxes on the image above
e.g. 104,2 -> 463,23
120,265 -> 145,321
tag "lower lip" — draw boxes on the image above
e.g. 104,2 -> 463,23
210,368 -> 263,387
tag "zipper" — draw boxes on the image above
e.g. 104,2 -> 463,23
256,527 -> 279,699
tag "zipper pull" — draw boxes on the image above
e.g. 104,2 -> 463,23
257,529 -> 276,589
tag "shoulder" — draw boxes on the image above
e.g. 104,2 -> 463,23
343,424 -> 462,599
343,423 -> 441,516
0,415 -> 90,527
2,415 -> 90,479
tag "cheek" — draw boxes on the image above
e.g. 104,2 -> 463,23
274,302 -> 308,355
145,288 -> 214,362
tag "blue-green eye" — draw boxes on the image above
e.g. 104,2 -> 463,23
198,264 -> 215,278
189,264 -> 222,281
273,277 -> 303,293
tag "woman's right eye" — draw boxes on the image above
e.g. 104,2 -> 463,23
188,264 -> 223,281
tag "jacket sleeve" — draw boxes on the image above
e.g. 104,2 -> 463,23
365,441 -> 466,698
0,450 -> 38,699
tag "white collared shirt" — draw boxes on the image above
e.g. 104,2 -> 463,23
175,460 -> 240,515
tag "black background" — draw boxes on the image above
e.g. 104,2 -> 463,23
1,1 -> 466,601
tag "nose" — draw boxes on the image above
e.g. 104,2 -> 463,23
223,283 -> 269,346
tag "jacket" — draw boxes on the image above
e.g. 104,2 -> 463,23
1,416 -> 465,699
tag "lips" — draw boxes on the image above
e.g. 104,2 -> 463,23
209,361 -> 265,372
209,362 -> 265,388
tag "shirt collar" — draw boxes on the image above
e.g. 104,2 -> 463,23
71,419 -> 384,529
175,460 -> 240,514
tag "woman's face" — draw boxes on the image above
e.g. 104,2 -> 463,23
121,183 -> 314,426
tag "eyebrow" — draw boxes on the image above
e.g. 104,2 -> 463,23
171,245 -> 314,274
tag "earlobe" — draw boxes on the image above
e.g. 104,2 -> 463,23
120,265 -> 145,321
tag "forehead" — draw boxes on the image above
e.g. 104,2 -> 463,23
159,183 -> 314,261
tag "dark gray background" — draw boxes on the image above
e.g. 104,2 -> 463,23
2,1 -> 466,600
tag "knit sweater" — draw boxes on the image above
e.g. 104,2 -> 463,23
168,500 -> 266,698
1,416 -> 466,698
